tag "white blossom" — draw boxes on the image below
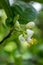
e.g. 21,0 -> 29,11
26,29 -> 34,38
19,34 -> 28,47
19,34 -> 26,43
26,37 -> 32,43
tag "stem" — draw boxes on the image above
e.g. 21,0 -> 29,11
0,28 -> 14,44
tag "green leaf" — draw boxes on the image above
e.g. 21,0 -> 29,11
15,56 -> 22,65
0,22 -> 9,42
6,17 -> 13,27
20,0 -> 43,3
16,0 -> 30,2
0,0 -> 13,17
22,52 -> 33,60
11,1 -> 37,24
0,9 -> 7,25
37,11 -> 43,30
0,50 -> 8,63
32,0 -> 43,3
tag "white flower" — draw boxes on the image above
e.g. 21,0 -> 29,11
19,34 -> 28,52
26,37 -> 32,43
26,29 -> 34,38
19,34 -> 28,47
26,21 -> 35,28
19,34 -> 26,43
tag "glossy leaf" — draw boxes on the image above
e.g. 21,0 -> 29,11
11,1 -> 37,24
0,0 -> 13,17
20,0 -> 43,3
32,0 -> 43,3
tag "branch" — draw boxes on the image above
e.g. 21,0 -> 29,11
0,28 -> 14,44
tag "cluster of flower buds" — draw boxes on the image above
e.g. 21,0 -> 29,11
19,28 -> 36,52
26,29 -> 36,45
19,29 -> 35,45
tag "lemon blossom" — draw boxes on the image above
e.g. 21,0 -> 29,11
26,21 -> 35,28
26,37 -> 32,43
29,38 -> 37,44
19,29 -> 36,49
26,29 -> 35,44
19,34 -> 28,53
19,34 -> 28,47
19,34 -> 26,43
26,29 -> 34,38
19,29 -> 34,46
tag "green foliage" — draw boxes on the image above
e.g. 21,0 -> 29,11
37,10 -> 43,37
32,0 -> 43,3
20,0 -> 43,3
0,0 -> 43,65
0,0 -> 37,24
0,0 -> 13,17
11,1 -> 37,24
37,10 -> 43,29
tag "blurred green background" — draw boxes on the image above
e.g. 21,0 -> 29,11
0,0 -> 43,65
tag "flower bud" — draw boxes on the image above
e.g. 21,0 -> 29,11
19,34 -> 28,46
26,29 -> 34,38
15,21 -> 20,28
19,34 -> 28,52
27,37 -> 32,43
26,22 -> 35,28
19,34 -> 26,44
